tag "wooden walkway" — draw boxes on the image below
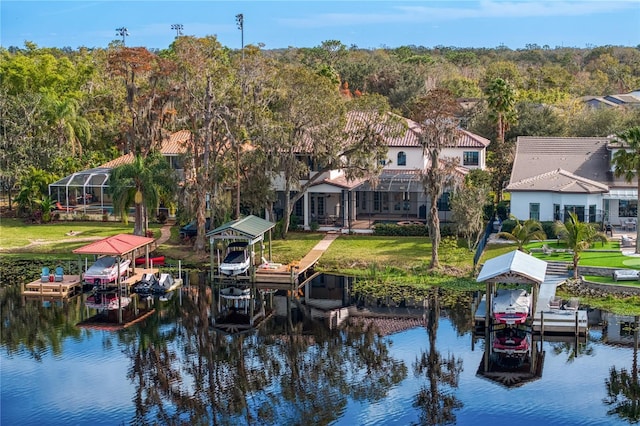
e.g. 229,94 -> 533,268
253,233 -> 340,285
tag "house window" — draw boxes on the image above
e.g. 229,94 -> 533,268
294,197 -> 304,218
437,192 -> 450,211
463,151 -> 479,166
397,151 -> 407,166
619,200 -> 637,218
317,196 -> 325,216
529,203 -> 540,221
564,205 -> 585,222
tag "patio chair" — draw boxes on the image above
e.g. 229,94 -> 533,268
41,267 -> 50,282
542,244 -> 554,255
549,296 -> 562,310
54,266 -> 64,282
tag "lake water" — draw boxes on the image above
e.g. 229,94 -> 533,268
1,282 -> 638,426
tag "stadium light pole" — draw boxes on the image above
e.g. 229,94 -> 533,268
234,13 -> 245,219
116,27 -> 129,45
235,13 -> 244,60
171,24 -> 183,37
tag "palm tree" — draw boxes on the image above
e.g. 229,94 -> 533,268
108,151 -> 176,236
46,96 -> 91,157
496,216 -> 547,253
485,77 -> 517,204
554,211 -> 608,279
611,126 -> 640,254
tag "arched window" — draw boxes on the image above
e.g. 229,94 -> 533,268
397,151 -> 406,166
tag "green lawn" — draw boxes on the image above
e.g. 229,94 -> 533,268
481,239 -> 637,270
0,218 -> 160,254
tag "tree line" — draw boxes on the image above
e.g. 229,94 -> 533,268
2,39 -> 640,262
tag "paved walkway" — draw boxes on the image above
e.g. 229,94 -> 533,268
155,221 -> 173,245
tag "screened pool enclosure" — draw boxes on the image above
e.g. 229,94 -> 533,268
48,167 -> 112,214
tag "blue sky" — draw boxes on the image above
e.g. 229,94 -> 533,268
1,1 -> 639,51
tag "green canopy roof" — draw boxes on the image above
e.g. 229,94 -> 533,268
206,215 -> 275,244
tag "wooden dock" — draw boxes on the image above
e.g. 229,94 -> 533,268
22,275 -> 83,298
214,233 -> 340,285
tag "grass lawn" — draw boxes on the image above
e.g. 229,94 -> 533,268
481,239 -> 637,270
2,220 -> 639,314
0,218 -> 160,255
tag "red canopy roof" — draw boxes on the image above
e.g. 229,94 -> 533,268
72,234 -> 155,256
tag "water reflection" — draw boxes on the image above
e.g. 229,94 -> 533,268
412,289 -> 463,425
1,274 -> 639,425
604,315 -> 640,423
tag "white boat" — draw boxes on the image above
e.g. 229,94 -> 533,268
492,289 -> 532,325
220,286 -> 251,300
219,242 -> 251,276
86,291 -> 131,310
83,256 -> 131,286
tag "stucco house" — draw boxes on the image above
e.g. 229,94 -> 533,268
273,112 -> 490,230
506,136 -> 637,229
49,115 -> 491,231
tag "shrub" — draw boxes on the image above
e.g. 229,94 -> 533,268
496,201 -> 510,221
373,223 -> 428,236
157,211 -> 167,224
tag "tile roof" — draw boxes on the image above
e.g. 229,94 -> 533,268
298,110 -> 489,151
508,136 -> 637,192
100,130 -> 191,168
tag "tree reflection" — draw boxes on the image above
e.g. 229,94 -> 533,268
413,289 -> 463,425
0,285 -> 83,361
122,288 -> 409,425
604,316 -> 640,423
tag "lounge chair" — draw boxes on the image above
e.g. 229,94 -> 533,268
563,297 -> 580,311
41,267 -> 50,282
621,235 -> 635,248
54,266 -> 64,282
549,296 -> 562,310
542,244 -> 554,255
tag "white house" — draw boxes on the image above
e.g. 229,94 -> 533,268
276,113 -> 490,230
506,136 -> 637,230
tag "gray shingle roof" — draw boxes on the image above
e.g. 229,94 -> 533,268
506,168 -> 608,193
508,136 -> 636,192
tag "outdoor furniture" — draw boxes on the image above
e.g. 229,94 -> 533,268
605,224 -> 613,237
564,297 -> 580,311
626,219 -> 637,231
549,296 -> 563,310
621,235 -> 635,248
542,244 -> 554,255
54,266 -> 64,282
613,269 -> 640,281
41,267 -> 50,282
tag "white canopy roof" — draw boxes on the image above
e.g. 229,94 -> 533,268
477,250 -> 547,285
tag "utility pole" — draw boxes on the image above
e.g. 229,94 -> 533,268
171,24 -> 183,37
116,27 -> 129,45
